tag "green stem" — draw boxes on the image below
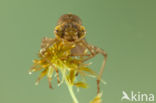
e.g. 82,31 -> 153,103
62,70 -> 79,103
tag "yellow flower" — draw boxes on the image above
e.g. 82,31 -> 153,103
29,41 -> 97,103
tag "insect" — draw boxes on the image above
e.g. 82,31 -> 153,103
30,14 -> 107,103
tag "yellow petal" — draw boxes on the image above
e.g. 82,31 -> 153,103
69,70 -> 75,84
74,82 -> 88,88
47,66 -> 54,78
79,67 -> 96,75
90,93 -> 102,103
35,68 -> 48,85
42,64 -> 49,68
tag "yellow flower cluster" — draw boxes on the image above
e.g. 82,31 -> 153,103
29,41 -> 102,103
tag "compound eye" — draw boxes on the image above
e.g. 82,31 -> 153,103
54,25 -> 64,38
78,26 -> 86,38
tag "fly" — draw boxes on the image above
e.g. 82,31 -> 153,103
30,14 -> 107,103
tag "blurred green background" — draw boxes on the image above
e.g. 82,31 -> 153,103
0,0 -> 156,103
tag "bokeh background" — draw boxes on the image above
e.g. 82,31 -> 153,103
0,0 -> 156,103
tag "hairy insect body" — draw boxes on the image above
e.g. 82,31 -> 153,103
71,43 -> 87,56
53,14 -> 87,58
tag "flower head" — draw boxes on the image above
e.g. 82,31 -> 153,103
29,41 -> 97,103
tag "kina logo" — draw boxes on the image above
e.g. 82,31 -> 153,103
121,91 -> 154,102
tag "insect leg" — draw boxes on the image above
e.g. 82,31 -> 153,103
82,40 -> 107,94
51,65 -> 60,85
48,77 -> 53,88
55,69 -> 60,84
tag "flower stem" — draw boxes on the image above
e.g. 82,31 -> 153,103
62,70 -> 79,103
